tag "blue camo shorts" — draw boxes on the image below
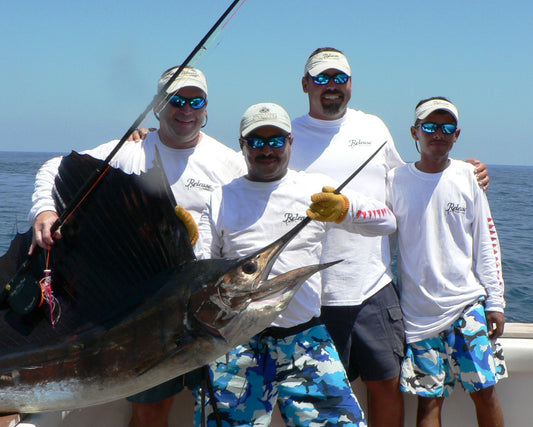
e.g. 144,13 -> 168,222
194,322 -> 366,426
400,301 -> 507,398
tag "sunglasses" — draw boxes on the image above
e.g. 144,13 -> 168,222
311,73 -> 350,85
240,136 -> 288,149
418,122 -> 457,135
168,95 -> 206,109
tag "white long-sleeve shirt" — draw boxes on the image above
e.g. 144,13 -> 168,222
196,169 -> 397,328
290,109 -> 405,305
29,131 -> 245,226
386,159 -> 505,343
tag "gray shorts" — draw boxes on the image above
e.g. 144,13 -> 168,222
320,282 -> 405,382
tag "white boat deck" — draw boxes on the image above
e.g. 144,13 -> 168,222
3,323 -> 533,427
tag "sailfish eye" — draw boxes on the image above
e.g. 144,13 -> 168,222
242,261 -> 258,275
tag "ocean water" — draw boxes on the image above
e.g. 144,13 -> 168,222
1,152 -> 532,322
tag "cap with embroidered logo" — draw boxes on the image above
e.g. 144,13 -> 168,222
304,50 -> 351,77
414,99 -> 459,123
157,66 -> 208,95
240,103 -> 291,137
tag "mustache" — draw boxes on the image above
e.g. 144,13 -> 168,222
322,89 -> 344,96
255,154 -> 279,161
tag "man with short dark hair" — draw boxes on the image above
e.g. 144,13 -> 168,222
387,96 -> 505,426
194,102 -> 397,426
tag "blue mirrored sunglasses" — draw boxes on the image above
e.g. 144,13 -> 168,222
419,122 -> 457,134
312,73 -> 350,85
241,136 -> 288,149
168,95 -> 206,109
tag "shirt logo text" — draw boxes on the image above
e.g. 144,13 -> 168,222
349,139 -> 371,148
185,178 -> 213,191
445,202 -> 466,215
283,213 -> 306,225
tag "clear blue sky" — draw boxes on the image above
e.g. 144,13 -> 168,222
2,0 -> 532,165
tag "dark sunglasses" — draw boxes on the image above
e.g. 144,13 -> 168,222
240,136 -> 288,149
311,73 -> 350,85
168,95 -> 206,109
418,122 -> 457,135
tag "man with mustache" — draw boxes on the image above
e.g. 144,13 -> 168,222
194,102 -> 397,426
288,47 -> 490,427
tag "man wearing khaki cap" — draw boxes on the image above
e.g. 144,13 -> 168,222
193,102 -> 397,426
28,66 -> 245,427
289,47 -> 490,427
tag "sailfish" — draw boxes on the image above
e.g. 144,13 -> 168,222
0,152 -> 334,413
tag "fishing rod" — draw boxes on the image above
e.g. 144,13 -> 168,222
54,0 -> 243,236
2,0 -> 244,303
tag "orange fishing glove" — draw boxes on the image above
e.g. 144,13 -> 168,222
174,205 -> 199,245
307,186 -> 349,223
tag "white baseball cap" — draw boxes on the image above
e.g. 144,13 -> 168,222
240,103 -> 292,137
415,99 -> 459,123
304,50 -> 351,77
157,66 -> 208,95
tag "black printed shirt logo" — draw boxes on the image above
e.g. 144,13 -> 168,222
445,202 -> 466,215
283,213 -> 306,225
185,178 -> 213,191
348,139 -> 371,148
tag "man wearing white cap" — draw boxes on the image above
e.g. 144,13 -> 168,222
28,66 -> 245,427
194,102 -> 397,426
289,47 -> 490,427
386,97 -> 506,426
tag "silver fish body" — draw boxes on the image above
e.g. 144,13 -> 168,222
0,152 -> 338,412
0,222 -> 336,413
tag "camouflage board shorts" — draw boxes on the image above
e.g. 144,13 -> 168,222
194,321 -> 366,426
400,300 -> 507,398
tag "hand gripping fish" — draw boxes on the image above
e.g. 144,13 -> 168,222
0,152 -> 336,413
